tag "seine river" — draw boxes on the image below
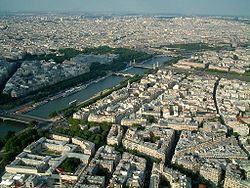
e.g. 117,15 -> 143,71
0,120 -> 27,140
27,75 -> 127,118
0,56 -> 171,140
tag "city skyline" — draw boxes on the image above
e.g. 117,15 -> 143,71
0,0 -> 250,17
0,1 -> 249,187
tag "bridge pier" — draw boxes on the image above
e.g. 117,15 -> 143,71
1,117 -> 5,123
0,118 -> 5,122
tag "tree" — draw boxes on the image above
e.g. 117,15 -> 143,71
0,140 -> 4,149
0,93 -> 11,104
96,167 -> 109,176
3,128 -> 41,165
29,120 -> 38,127
60,158 -> 81,173
3,131 -> 15,144
146,115 -> 156,124
233,54 -> 239,60
2,151 -> 16,165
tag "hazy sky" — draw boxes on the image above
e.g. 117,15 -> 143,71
0,0 -> 250,17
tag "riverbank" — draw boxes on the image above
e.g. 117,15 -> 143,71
15,73 -> 115,114
25,75 -> 127,118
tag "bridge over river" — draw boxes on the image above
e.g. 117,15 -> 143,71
132,64 -> 156,69
0,113 -> 51,124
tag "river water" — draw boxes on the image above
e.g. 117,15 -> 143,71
0,56 -> 171,139
26,75 -> 127,118
0,120 -> 27,140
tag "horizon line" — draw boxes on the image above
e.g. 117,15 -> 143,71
0,10 -> 249,19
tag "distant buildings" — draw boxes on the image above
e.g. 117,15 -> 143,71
174,48 -> 250,74
3,54 -> 115,97
0,16 -> 249,59
1,15 -> 249,97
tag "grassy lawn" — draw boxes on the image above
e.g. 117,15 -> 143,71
41,149 -> 61,156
